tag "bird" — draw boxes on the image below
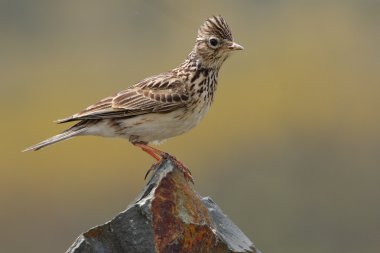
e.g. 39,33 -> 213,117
23,15 -> 243,178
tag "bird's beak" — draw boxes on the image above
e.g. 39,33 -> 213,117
228,42 -> 244,51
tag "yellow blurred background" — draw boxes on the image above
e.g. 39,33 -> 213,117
1,1 -> 379,252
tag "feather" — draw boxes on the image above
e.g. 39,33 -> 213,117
23,122 -> 88,151
56,78 -> 189,123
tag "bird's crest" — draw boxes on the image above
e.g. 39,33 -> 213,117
198,15 -> 233,41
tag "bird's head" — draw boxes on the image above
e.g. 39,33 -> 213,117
194,15 -> 243,68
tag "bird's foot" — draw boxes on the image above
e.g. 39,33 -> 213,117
134,142 -> 193,183
144,162 -> 160,180
162,153 -> 194,184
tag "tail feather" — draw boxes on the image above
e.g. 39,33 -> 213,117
23,126 -> 87,152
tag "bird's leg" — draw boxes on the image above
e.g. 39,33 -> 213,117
132,141 -> 193,183
133,141 -> 166,179
133,142 -> 163,161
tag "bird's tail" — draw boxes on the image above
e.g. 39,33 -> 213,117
23,123 -> 87,152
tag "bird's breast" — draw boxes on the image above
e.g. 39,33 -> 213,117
110,71 -> 219,144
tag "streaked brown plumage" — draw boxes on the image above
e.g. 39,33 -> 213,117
23,16 -> 243,166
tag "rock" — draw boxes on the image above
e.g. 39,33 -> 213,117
66,156 -> 261,253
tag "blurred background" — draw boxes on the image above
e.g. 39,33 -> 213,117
1,0 -> 379,252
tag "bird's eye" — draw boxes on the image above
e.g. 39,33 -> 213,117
208,38 -> 219,48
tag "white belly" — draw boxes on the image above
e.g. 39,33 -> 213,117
86,103 -> 211,144
123,104 -> 210,144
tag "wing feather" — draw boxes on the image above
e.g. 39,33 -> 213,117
57,75 -> 189,123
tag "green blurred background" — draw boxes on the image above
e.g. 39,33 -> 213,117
1,1 -> 379,252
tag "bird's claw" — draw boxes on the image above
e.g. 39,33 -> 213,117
144,163 -> 159,180
166,154 -> 194,184
143,153 -> 194,184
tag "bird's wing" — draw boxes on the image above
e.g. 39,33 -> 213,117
56,76 -> 189,123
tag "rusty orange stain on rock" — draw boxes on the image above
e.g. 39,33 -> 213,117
152,166 -> 217,253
